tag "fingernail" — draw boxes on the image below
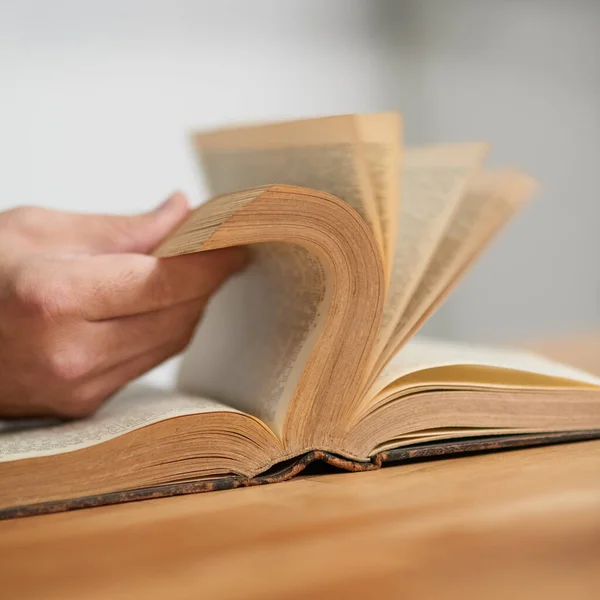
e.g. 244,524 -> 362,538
155,197 -> 174,213
155,192 -> 188,214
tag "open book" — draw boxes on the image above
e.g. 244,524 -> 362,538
2,113 -> 599,518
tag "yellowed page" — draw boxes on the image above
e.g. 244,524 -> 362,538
177,242 -> 332,436
181,119 -> 388,442
157,188 -> 335,439
371,337 -> 600,400
0,384 -> 246,462
374,144 -> 488,358
354,112 -> 402,279
378,170 -> 536,369
165,184 -> 383,449
194,114 -> 384,257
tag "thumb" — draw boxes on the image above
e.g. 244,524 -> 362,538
83,192 -> 191,254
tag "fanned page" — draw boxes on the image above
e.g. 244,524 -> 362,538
165,184 -> 383,452
374,143 -> 488,361
354,113 -> 402,279
194,114 -> 385,256
178,241 -> 332,433
175,116 -> 390,446
375,170 -> 537,373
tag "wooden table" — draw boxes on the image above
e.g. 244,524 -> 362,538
1,334 -> 599,600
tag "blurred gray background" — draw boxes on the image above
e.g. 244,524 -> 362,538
1,0 -> 598,384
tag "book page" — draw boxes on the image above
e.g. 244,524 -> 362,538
183,117 -> 387,438
195,114 -> 384,256
355,113 -> 402,277
371,337 -> 600,398
375,144 -> 488,355
0,384 -> 242,462
177,242 -> 332,438
379,170 -> 535,367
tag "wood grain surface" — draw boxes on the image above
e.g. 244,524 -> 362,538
1,333 -> 599,600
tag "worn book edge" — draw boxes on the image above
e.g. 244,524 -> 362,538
3,430 -> 599,520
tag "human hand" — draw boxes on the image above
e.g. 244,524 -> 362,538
0,194 -> 247,418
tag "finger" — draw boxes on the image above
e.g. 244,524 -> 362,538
1,301 -> 202,420
56,246 -> 249,320
82,297 -> 205,374
66,337 -> 191,418
77,192 -> 191,254
22,192 -> 191,254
